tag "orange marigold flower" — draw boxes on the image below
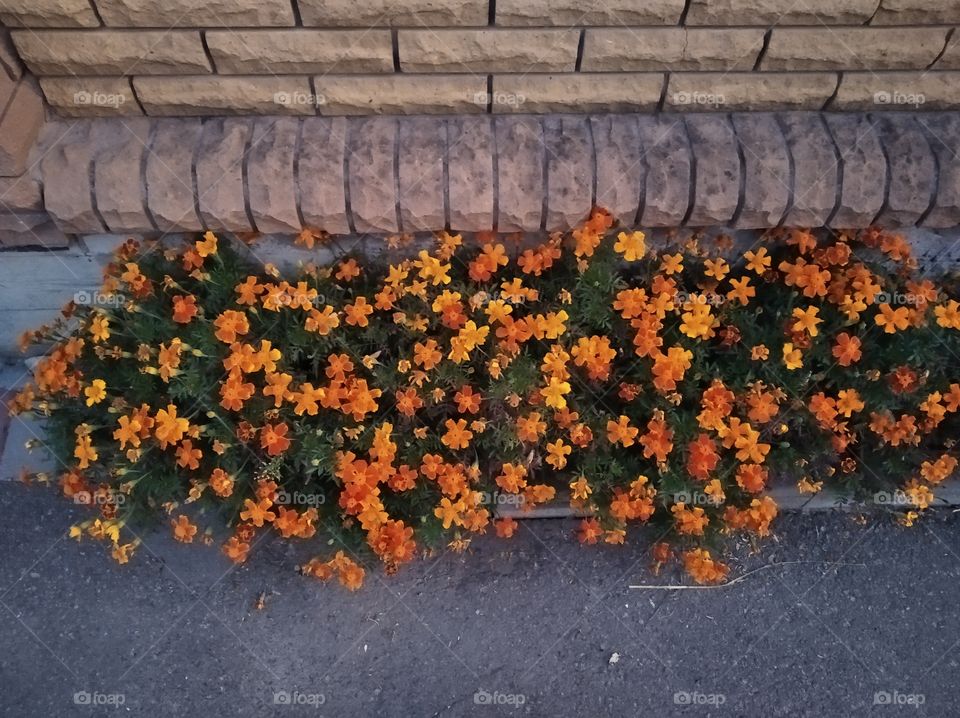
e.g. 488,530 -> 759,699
305,305 -> 340,335
577,518 -> 603,545
260,422 -> 291,456
154,404 -> 189,449
240,498 -> 276,527
172,295 -> 198,324
454,385 -> 482,414
220,370 -> 255,412
606,415 -> 639,447
175,439 -> 202,470
344,296 -> 374,327
413,339 -> 442,370
832,333 -> 862,367
571,335 -> 617,381
213,310 -> 249,343
640,416 -> 674,463
495,517 -> 519,538
875,303 -> 911,334
396,387 -> 424,417
935,300 -> 960,329
671,503 -> 708,535
335,258 -> 361,281
651,347 -> 692,393
735,463 -> 769,493
222,537 -> 251,563
686,433 -> 719,481
209,468 -> 234,497
172,515 -> 197,543
368,519 -> 417,565
684,548 -> 729,585
441,418 -> 473,450
496,463 -> 528,493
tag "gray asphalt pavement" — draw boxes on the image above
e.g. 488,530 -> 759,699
1,481 -> 958,717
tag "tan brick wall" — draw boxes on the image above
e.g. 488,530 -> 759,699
0,0 -> 956,115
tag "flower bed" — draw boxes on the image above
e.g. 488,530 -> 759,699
11,211 -> 960,589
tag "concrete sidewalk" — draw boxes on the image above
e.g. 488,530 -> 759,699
0,479 -> 958,716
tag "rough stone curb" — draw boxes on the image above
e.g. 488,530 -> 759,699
28,111 -> 960,243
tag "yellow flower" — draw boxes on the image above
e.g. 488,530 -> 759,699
546,439 -> 571,469
791,306 -> 823,337
414,250 -> 451,286
782,343 -> 803,371
569,476 -> 592,501
84,379 -> 106,407
704,258 -> 729,281
196,231 -> 218,257
660,253 -> 683,275
743,247 -> 771,274
679,303 -> 714,340
613,231 -> 646,261
540,376 -> 571,410
89,314 -> 110,343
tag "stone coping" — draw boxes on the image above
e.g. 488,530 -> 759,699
19,111 -> 959,244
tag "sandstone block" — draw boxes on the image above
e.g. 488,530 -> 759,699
583,29 -> 764,72
872,0 -> 960,24
872,114 -> 936,227
667,73 -> 838,112
40,77 -> 140,117
778,113 -> 839,228
732,114 -> 790,228
762,28 -> 949,71
823,114 -> 887,227
195,118 -> 254,232
315,75 -> 485,116
686,0 -> 878,25
348,118 -> 398,234
0,79 -> 44,177
0,31 -> 23,79
0,0 -> 99,27
832,72 -> 960,111
399,30 -> 578,74
495,117 -> 545,232
398,118 -> 445,232
247,117 -> 301,234
145,118 -> 205,232
685,115 -> 741,226
493,74 -> 663,114
41,122 -> 112,233
731,113 -> 791,228
96,0 -> 294,26
543,116 -> 593,231
937,34 -> 960,69
13,30 -> 210,75
447,117 -> 494,232
298,116 -> 350,236
298,0 -> 487,26
135,76 -> 315,116
496,0 -> 683,25
591,115 -> 644,227
0,219 -> 69,248
206,30 -> 393,75
917,113 -> 960,228
94,118 -> 154,232
636,116 -> 691,227
0,176 -> 43,212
